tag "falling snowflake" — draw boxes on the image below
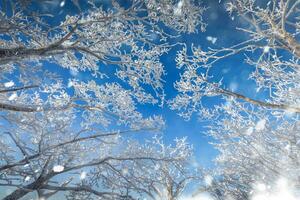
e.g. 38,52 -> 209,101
4,81 -> 14,88
67,80 -> 73,88
8,93 -> 17,101
80,171 -> 87,180
24,176 -> 31,182
206,36 -> 217,44
263,46 -> 270,53
154,164 -> 160,170
53,165 -> 64,172
122,168 -> 129,175
284,144 -> 290,151
246,127 -> 254,135
255,119 -> 266,131
60,0 -> 65,7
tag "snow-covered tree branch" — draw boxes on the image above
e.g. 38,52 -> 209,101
0,109 -> 197,200
171,0 -> 300,118
0,0 -> 206,199
170,0 -> 300,199
0,0 -> 205,112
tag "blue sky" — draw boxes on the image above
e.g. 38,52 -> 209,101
147,0 -> 259,168
34,0 -> 261,168
0,0 -> 267,199
3,0 -> 262,168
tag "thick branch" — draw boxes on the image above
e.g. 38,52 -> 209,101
0,129 -> 148,172
0,103 -> 37,112
2,156 -> 169,200
0,85 -> 38,93
219,88 -> 300,113
42,185 -> 134,199
2,173 -> 51,200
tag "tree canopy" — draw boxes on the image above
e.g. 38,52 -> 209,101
0,0 -> 299,200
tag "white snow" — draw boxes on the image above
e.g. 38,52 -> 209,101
246,127 -> 254,135
284,144 -> 290,151
24,176 -> 31,182
60,0 -> 65,7
255,183 -> 267,191
174,0 -> 183,16
255,119 -> 266,131
70,68 -> 78,76
154,164 -> 160,170
251,178 -> 297,200
263,46 -> 270,53
37,106 -> 43,111
67,80 -> 73,88
206,36 -> 217,44
4,81 -> 14,88
53,165 -> 64,172
122,168 -> 129,175
80,171 -> 87,180
204,175 -> 213,186
8,93 -> 17,101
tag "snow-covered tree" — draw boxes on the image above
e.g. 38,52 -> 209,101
124,136 -> 200,200
0,108 -> 196,200
170,0 -> 300,199
0,0 -> 205,112
171,0 -> 300,117
0,0 -> 206,199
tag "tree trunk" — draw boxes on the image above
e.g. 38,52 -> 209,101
2,187 -> 32,200
3,175 -> 48,200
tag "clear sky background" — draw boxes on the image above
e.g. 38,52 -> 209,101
144,0 -> 260,168
32,0 -> 262,168
0,0 -> 269,199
